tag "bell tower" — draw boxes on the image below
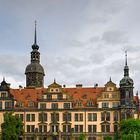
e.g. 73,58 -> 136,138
120,51 -> 135,119
25,22 -> 45,87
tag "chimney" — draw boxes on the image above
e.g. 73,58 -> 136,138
76,84 -> 82,88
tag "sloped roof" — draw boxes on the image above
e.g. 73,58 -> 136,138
9,86 -> 139,109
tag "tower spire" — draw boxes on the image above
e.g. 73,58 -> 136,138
32,21 -> 39,50
124,51 -> 129,76
125,50 -> 127,66
34,20 -> 37,45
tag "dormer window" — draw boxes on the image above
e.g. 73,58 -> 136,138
87,100 -> 94,107
58,94 -> 63,100
47,94 -> 52,100
76,100 -> 83,107
1,92 -> 7,98
28,101 -> 34,107
104,94 -> 109,98
16,101 -> 23,107
40,103 -> 46,109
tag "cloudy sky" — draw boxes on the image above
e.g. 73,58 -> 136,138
0,0 -> 140,94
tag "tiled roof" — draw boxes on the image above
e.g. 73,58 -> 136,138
9,87 -> 103,108
64,87 -> 104,107
9,87 -> 139,109
10,88 -> 46,107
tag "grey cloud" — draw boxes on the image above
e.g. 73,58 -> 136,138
101,30 -> 128,45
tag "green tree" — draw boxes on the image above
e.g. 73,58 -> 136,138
104,136 -> 112,140
79,133 -> 85,140
1,112 -> 24,140
119,118 -> 140,140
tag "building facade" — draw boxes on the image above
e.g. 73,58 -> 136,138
0,25 -> 139,140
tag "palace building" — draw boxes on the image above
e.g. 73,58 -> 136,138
0,24 -> 139,140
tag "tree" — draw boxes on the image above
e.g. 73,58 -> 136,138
119,118 -> 140,140
79,133 -> 85,140
1,112 -> 24,140
104,136 -> 112,140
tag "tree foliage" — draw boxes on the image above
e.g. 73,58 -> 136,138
120,118 -> 140,140
79,133 -> 85,140
104,136 -> 112,140
1,112 -> 24,140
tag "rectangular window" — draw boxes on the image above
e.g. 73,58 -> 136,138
1,92 -> 7,97
40,103 -> 46,109
80,125 -> 83,132
39,125 -> 47,133
75,125 -> 78,133
51,103 -> 58,109
114,112 -> 118,121
102,102 -> 109,108
67,113 -> 71,121
32,114 -> 35,121
38,113 -> 47,122
101,125 -> 105,132
101,112 -> 110,121
31,125 -> 35,132
39,125 -> 42,133
64,103 -> 71,109
15,114 -> 23,121
63,125 -> 67,132
88,125 -> 96,133
26,125 -> 35,132
47,94 -> 52,100
101,124 -> 110,132
5,101 -> 12,109
63,113 -> 67,121
51,113 -> 59,122
51,125 -> 59,133
75,113 -> 83,121
75,114 -> 78,121
75,125 -> 83,133
106,125 -> 110,132
101,112 -> 105,121
56,113 -> 59,121
106,112 -> 110,121
80,114 -> 83,121
27,125 -> 30,132
104,94 -> 109,98
112,102 -> 119,108
26,114 -> 35,122
26,114 -> 30,122
58,94 -> 63,100
88,113 -> 97,121
63,125 -> 71,133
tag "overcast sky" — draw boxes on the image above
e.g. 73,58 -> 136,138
0,0 -> 140,94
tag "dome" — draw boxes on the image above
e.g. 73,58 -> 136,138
120,76 -> 133,86
25,62 -> 45,75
